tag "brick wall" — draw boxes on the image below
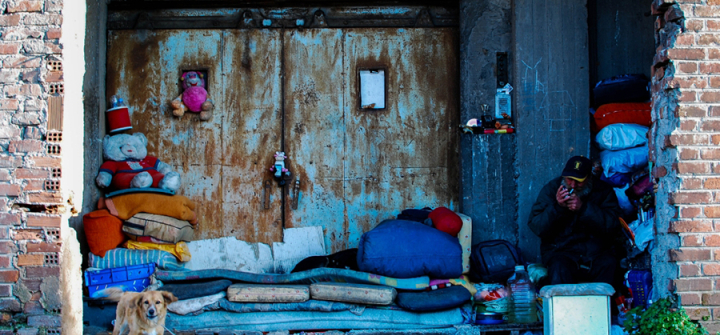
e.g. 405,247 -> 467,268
652,0 -> 720,332
0,0 -> 64,333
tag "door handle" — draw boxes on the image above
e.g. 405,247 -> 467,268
291,176 -> 301,210
263,180 -> 271,210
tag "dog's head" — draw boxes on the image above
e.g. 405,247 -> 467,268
133,291 -> 178,322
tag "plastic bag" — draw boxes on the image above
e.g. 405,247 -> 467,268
473,283 -> 508,302
600,145 -> 648,177
629,217 -> 654,252
124,240 -> 191,262
596,123 -> 648,151
614,185 -> 635,216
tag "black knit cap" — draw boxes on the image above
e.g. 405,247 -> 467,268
561,156 -> 591,182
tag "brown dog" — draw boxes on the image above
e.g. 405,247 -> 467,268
103,288 -> 178,335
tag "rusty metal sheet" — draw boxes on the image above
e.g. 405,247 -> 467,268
220,29 -> 283,244
282,29 -> 348,252
107,29 -> 283,243
342,28 -> 460,248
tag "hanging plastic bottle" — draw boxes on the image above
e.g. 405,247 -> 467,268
507,265 -> 538,324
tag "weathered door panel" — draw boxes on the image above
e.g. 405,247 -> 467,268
107,29 -> 284,243
221,30 -> 284,244
342,28 -> 460,247
283,29 -> 348,252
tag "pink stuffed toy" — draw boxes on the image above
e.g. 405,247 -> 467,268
171,71 -> 214,121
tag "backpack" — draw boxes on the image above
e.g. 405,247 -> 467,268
469,240 -> 525,284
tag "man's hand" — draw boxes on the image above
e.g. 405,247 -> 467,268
566,195 -> 583,212
556,185 -> 571,208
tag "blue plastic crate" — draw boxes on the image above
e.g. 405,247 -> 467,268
84,263 -> 155,298
626,270 -> 652,308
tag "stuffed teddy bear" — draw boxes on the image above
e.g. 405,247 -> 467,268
170,71 -> 214,121
96,133 -> 181,192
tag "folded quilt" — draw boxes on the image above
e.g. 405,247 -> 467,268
101,193 -> 197,223
88,248 -> 185,271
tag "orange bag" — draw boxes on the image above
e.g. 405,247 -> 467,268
83,209 -> 125,257
593,102 -> 651,132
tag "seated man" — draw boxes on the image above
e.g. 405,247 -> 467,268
528,156 -> 622,286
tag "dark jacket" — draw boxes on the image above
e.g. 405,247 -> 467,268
527,176 -> 622,265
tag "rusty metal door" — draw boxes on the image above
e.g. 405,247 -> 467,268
107,30 -> 284,244
284,28 -> 459,252
106,27 -> 458,252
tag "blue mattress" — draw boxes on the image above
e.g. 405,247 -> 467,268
156,267 -> 430,290
166,306 -> 471,332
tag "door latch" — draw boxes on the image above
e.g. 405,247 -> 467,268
291,176 -> 301,210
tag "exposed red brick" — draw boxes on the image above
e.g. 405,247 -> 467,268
0,185 -> 21,197
706,207 -> 720,218
22,180 -> 42,192
11,230 -> 41,241
45,28 -> 61,40
706,264 -> 720,276
680,120 -> 699,132
679,91 -> 697,102
7,1 -> 42,12
669,48 -> 706,60
696,6 -> 720,17
16,255 -> 42,267
0,271 -> 18,283
0,213 -> 20,226
0,100 -> 19,110
711,77 -> 720,87
711,49 -> 720,60
3,56 -> 42,68
700,62 -> 720,74
670,192 -> 713,204
683,177 -> 703,189
681,207 -> 702,218
0,257 -> 10,269
26,157 -> 60,168
681,263 -> 701,277
670,220 -> 713,232
25,215 -> 60,228
707,234 -> 720,247
702,120 -> 720,131
13,168 -> 48,180
45,71 -> 62,82
0,241 -> 16,254
680,293 -> 702,305
27,192 -> 62,204
670,248 -> 712,261
710,106 -> 720,117
676,278 -> 713,292
689,19 -> 705,31
670,134 -> 709,146
0,14 -> 21,26
678,62 -> 699,74
24,267 -> 58,278
26,242 -> 60,253
0,43 -> 20,55
678,162 -> 711,174
706,178 -> 720,189
8,140 -> 43,153
684,234 -> 703,246
701,92 -> 720,102
680,147 -> 700,159
676,34 -> 695,46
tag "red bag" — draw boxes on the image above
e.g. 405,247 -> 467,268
594,102 -> 652,132
429,207 -> 462,237
83,209 -> 126,257
625,175 -> 653,200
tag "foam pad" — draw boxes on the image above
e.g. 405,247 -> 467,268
159,279 -> 232,301
310,283 -> 396,305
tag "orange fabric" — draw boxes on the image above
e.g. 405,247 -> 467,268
594,102 -> 652,132
102,193 -> 198,224
83,209 -> 126,257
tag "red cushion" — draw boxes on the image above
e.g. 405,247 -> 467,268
429,207 -> 463,237
594,102 -> 652,132
83,209 -> 125,257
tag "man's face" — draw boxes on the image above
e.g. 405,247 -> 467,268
563,177 -> 588,191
